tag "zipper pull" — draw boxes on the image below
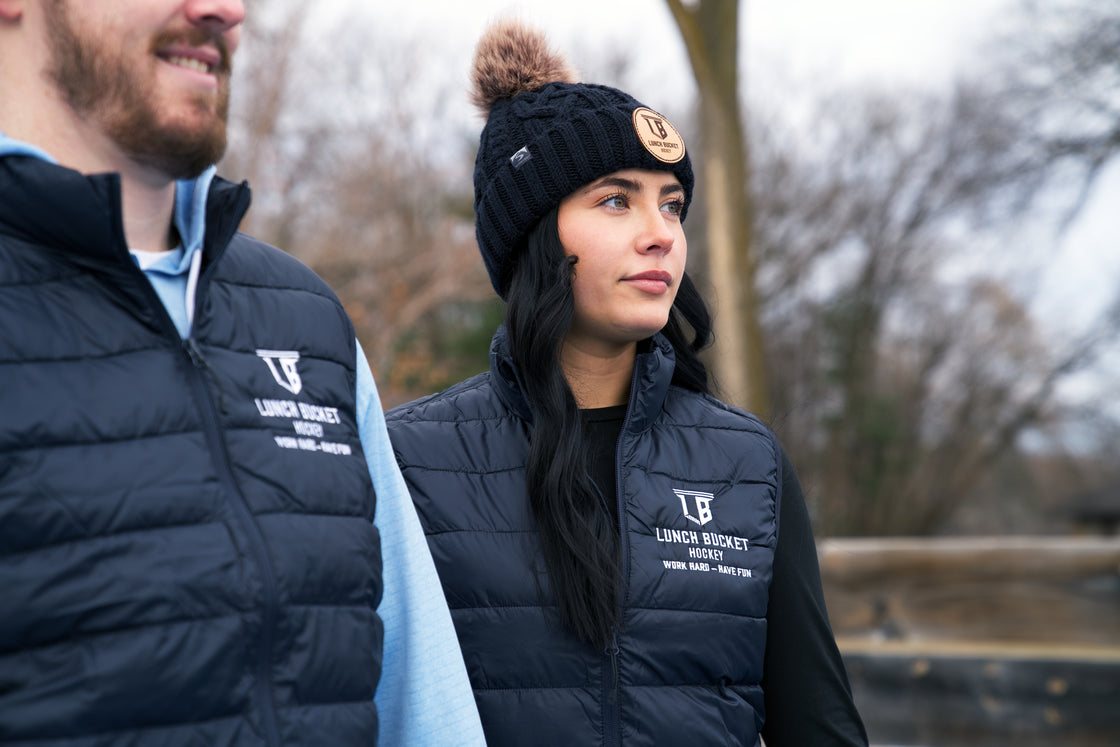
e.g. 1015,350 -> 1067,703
606,629 -> 620,705
183,339 -> 230,414
184,338 -> 206,368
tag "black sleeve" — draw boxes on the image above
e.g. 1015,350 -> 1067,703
759,450 -> 869,746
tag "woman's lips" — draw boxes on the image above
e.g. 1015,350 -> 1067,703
623,270 -> 673,294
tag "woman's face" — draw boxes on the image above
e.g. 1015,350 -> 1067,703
557,168 -> 687,355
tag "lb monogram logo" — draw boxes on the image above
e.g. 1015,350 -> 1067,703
256,349 -> 302,395
674,488 -> 715,526
632,107 -> 686,164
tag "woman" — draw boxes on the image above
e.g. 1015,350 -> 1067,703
386,19 -> 868,746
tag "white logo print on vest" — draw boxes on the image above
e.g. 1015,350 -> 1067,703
674,489 -> 715,526
257,349 -> 302,395
657,489 -> 753,579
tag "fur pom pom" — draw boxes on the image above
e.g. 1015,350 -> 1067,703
470,19 -> 578,115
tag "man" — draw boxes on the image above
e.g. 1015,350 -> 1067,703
0,1 -> 485,744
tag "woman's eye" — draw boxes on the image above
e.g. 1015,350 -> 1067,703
662,199 -> 684,216
601,194 -> 628,209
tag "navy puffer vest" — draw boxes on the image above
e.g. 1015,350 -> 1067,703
387,327 -> 780,746
0,157 -> 382,745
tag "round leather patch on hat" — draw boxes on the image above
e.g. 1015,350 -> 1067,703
632,107 -> 686,164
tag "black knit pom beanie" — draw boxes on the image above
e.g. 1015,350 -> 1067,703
470,19 -> 694,298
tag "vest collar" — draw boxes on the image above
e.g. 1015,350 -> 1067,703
488,324 -> 676,432
0,155 -> 129,266
0,154 -> 250,270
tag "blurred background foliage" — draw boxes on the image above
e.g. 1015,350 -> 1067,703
220,0 -> 1120,538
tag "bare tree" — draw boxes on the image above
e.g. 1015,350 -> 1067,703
753,83 -> 1117,535
995,0 -> 1120,218
221,2 -> 492,403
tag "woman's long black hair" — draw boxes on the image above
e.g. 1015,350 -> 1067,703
504,205 -> 714,647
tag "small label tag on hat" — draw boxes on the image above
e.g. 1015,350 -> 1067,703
510,145 -> 532,168
632,107 -> 686,164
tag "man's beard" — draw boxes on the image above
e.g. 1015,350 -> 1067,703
43,0 -> 233,180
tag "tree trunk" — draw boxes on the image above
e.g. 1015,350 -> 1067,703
666,0 -> 769,417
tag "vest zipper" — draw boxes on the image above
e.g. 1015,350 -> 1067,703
113,186 -> 281,743
183,337 -> 230,413
602,363 -> 641,746
184,338 -> 283,746
602,629 -> 621,746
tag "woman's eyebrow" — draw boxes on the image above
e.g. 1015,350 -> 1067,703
585,176 -> 642,193
582,176 -> 683,197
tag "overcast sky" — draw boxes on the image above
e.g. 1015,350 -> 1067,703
363,0 -> 1009,88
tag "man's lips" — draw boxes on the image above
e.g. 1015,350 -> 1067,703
157,42 -> 226,76
162,54 -> 215,75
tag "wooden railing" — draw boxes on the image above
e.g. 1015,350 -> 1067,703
818,536 -> 1120,746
